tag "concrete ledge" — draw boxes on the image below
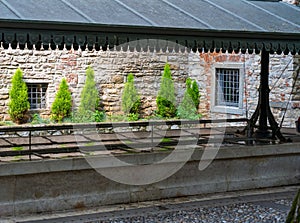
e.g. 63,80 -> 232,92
0,142 -> 299,217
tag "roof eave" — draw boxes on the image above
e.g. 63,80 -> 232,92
0,19 -> 299,53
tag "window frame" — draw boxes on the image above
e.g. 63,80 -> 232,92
211,63 -> 244,115
26,82 -> 49,110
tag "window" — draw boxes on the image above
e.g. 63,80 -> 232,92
27,83 -> 48,109
216,68 -> 240,107
211,64 -> 244,115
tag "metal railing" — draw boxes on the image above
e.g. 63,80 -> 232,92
0,118 -> 249,161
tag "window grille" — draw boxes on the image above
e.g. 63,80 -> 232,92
216,68 -> 240,107
27,83 -> 48,109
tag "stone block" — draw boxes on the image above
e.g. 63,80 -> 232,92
66,73 -> 78,85
111,75 -> 123,84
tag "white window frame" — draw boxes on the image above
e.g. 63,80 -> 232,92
211,63 -> 244,115
26,82 -> 49,110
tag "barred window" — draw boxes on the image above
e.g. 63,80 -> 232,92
27,83 -> 48,109
215,68 -> 240,107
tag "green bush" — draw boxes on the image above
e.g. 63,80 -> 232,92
122,73 -> 140,118
78,66 -> 99,114
51,78 -> 72,122
31,113 -> 51,125
127,113 -> 139,121
106,113 -> 139,122
72,110 -> 106,123
106,114 -> 128,122
94,110 -> 106,122
8,68 -> 30,124
156,63 -> 176,118
177,78 -> 200,120
191,79 -> 200,109
74,66 -> 105,123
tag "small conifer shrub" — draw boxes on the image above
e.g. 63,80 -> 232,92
74,66 -> 105,123
177,78 -> 200,120
78,66 -> 99,114
122,73 -> 140,117
191,79 -> 200,109
156,63 -> 176,118
8,68 -> 30,124
51,78 -> 72,122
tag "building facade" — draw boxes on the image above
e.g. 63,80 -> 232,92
0,44 -> 299,127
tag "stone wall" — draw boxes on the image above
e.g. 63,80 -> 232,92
192,50 -> 299,127
0,142 -> 299,217
0,45 -> 299,127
